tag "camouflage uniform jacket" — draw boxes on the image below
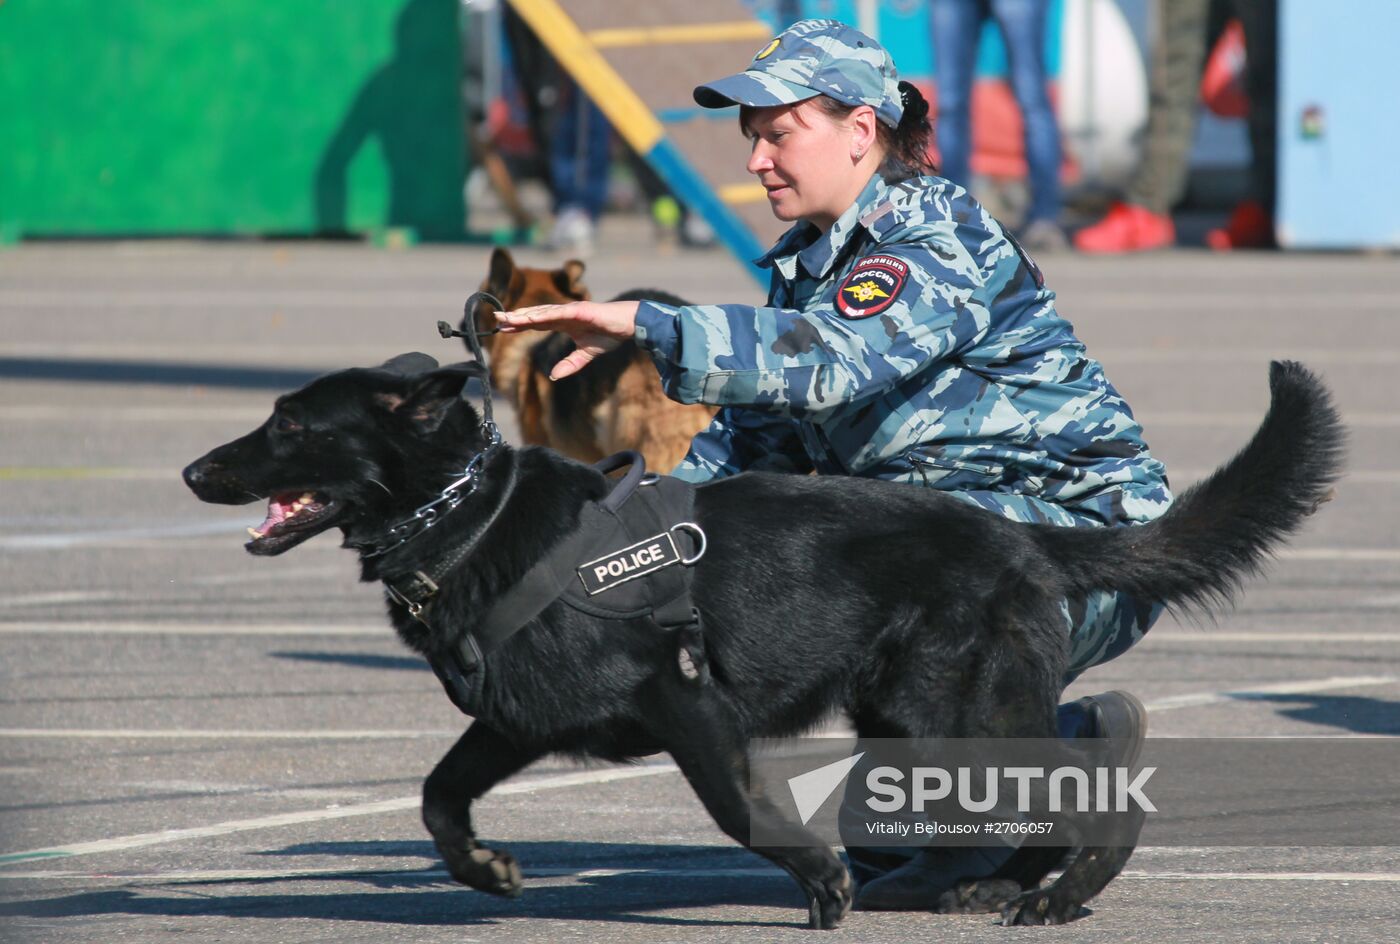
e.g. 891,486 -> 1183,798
633,173 -> 1172,526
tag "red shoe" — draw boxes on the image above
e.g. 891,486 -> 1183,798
1073,202 -> 1176,253
1206,200 -> 1274,250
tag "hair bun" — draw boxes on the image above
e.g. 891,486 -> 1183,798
897,80 -> 930,124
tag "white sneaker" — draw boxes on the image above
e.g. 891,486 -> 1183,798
549,206 -> 595,253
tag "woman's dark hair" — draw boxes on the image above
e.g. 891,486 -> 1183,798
740,82 -> 936,182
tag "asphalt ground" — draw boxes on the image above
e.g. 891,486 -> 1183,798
1,230 -> 1398,943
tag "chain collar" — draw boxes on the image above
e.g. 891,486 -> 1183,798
355,291 -> 506,560
356,422 -> 502,559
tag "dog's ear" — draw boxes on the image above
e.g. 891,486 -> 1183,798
552,259 -> 589,300
378,353 -> 439,377
376,363 -> 486,431
486,247 -> 519,296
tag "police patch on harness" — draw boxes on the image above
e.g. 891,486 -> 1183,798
836,255 -> 909,318
578,532 -> 682,595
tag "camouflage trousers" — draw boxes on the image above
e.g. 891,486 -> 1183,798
842,488 -> 1164,884
948,489 -> 1164,678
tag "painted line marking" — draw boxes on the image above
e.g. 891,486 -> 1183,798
1145,675 -> 1397,712
1146,632 -> 1400,643
0,622 -> 386,636
0,729 -> 457,740
0,763 -> 679,867
1144,411 -> 1400,429
1277,548 -> 1400,562
2,865 -> 1398,884
1171,469 -> 1400,485
0,405 -> 271,422
20,402 -> 1397,428
0,566 -> 346,609
0,467 -> 177,482
586,21 -> 770,48
4,622 -> 1400,640
0,520 -> 255,549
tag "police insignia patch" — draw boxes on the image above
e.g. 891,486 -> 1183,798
835,254 -> 909,318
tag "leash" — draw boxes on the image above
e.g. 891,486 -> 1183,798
355,293 -> 507,559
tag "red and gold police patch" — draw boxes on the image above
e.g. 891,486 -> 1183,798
835,254 -> 909,319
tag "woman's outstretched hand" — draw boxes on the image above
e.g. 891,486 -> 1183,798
495,301 -> 641,380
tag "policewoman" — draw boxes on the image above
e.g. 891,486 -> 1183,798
498,18 -> 1170,907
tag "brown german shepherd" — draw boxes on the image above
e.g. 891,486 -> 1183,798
467,248 -> 713,470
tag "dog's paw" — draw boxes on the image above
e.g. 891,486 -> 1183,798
935,878 -> 1023,914
441,843 -> 524,898
806,866 -> 853,930
998,890 -> 1084,926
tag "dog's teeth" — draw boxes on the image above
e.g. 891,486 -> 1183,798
246,527 -> 263,539
300,492 -> 314,503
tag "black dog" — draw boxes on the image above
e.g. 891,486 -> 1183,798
183,357 -> 1342,928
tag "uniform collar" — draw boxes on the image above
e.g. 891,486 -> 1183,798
754,173 -> 892,282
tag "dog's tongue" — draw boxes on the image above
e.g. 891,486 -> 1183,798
250,493 -> 299,537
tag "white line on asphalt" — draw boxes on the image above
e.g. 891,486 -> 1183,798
0,729 -> 456,740
0,520 -> 247,549
5,622 -> 1400,640
1145,675 -> 1397,712
1171,469 -> 1400,485
1277,548 -> 1400,561
1144,411 -> 1400,428
0,405 -> 272,422
0,566 -> 347,608
0,468 -> 177,483
0,763 -> 680,867
1146,632 -> 1400,643
0,622 -> 386,635
2,865 -> 1398,884
7,402 -> 1400,427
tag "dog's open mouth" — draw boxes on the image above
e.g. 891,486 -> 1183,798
245,491 -> 345,555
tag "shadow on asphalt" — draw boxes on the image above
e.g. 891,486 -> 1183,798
0,358 -> 322,390
0,842 -> 809,928
1245,692 -> 1400,736
270,651 -> 430,672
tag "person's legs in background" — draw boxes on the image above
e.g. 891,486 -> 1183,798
1207,0 -> 1277,250
928,0 -> 985,190
1074,0 -> 1214,253
549,77 -> 611,253
990,0 -> 1066,250
848,490 -> 1160,909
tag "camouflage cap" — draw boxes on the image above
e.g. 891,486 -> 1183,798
694,19 -> 903,128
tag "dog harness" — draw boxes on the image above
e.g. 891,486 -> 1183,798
381,294 -> 708,717
387,450 -> 707,716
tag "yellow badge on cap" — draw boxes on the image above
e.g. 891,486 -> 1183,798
754,38 -> 780,61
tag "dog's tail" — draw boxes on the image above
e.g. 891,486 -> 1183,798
1038,361 -> 1344,614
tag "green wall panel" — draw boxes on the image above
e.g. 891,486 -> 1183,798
0,0 -> 466,238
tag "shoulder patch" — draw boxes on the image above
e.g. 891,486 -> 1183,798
1003,231 -> 1046,289
835,254 -> 909,319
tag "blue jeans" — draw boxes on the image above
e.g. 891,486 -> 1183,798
550,80 -> 610,218
930,0 -> 1062,226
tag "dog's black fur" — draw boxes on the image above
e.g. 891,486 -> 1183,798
184,358 -> 1342,929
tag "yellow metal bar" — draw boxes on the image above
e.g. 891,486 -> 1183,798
717,183 -> 769,204
506,0 -> 664,153
587,21 -> 771,49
